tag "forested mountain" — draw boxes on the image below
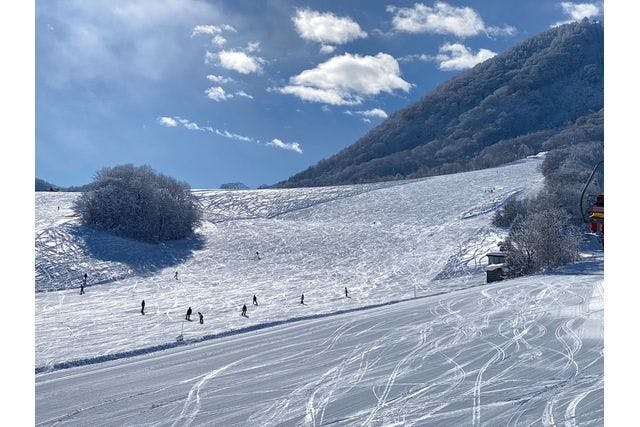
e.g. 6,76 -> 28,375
275,20 -> 603,188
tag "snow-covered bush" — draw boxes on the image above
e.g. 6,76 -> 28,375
73,164 -> 201,242
501,203 -> 580,277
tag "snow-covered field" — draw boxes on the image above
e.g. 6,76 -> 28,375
35,156 -> 604,425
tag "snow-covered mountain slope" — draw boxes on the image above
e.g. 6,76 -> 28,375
35,254 -> 603,426
35,158 -> 544,369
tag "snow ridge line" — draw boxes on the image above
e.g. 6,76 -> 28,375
35,284 -> 484,375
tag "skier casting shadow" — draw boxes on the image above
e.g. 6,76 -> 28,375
300,293 -> 305,305
141,299 -> 145,315
241,304 -> 248,317
186,306 -> 192,321
345,287 -> 349,298
198,312 -> 203,324
253,294 -> 258,306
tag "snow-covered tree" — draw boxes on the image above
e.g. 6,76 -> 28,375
73,164 -> 201,242
501,201 -> 581,277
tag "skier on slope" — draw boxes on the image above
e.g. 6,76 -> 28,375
300,293 -> 305,304
186,306 -> 192,321
141,300 -> 145,315
345,287 -> 349,298
80,283 -> 84,295
198,312 -> 203,324
255,251 -> 260,260
253,295 -> 258,305
174,271 -> 179,280
241,304 -> 248,317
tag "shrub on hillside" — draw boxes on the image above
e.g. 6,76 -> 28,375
73,164 -> 201,242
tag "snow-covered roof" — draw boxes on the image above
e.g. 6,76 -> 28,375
486,252 -> 506,257
486,263 -> 507,271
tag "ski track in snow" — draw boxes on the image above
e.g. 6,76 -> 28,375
34,157 -> 603,425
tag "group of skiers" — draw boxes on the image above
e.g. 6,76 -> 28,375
79,263 -> 353,328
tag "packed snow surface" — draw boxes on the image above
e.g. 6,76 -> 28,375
35,157 -> 604,425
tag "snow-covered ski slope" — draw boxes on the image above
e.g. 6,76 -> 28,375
35,256 -> 603,426
35,155 -> 604,425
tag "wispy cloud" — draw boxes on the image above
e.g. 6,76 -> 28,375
387,2 -> 516,38
191,24 -> 236,37
214,129 -> 252,142
38,0 -> 223,87
277,52 -> 411,105
235,91 -> 254,99
205,86 -> 253,102
157,116 -> 303,153
267,138 -> 303,154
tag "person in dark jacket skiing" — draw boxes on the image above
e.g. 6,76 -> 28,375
174,271 -> 179,280
186,306 -> 192,321
80,283 -> 84,295
198,312 -> 203,324
345,287 -> 349,298
241,304 -> 248,317
253,295 -> 258,305
300,293 -> 305,304
83,273 -> 88,284
141,300 -> 145,315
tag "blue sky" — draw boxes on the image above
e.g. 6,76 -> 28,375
35,1 -> 603,188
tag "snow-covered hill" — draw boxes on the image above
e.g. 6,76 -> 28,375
34,156 -> 604,425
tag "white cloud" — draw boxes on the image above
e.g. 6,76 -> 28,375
278,52 -> 411,105
357,108 -> 388,119
279,85 -> 358,105
561,2 -> 601,20
218,50 -> 263,74
388,2 -> 484,37
553,2 -> 601,26
435,43 -> 496,70
292,9 -> 367,45
267,138 -> 303,154
206,74 -> 234,84
191,24 -> 221,37
235,91 -> 254,99
387,2 -> 516,38
320,44 -> 336,54
205,86 -> 233,101
157,116 -> 178,127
